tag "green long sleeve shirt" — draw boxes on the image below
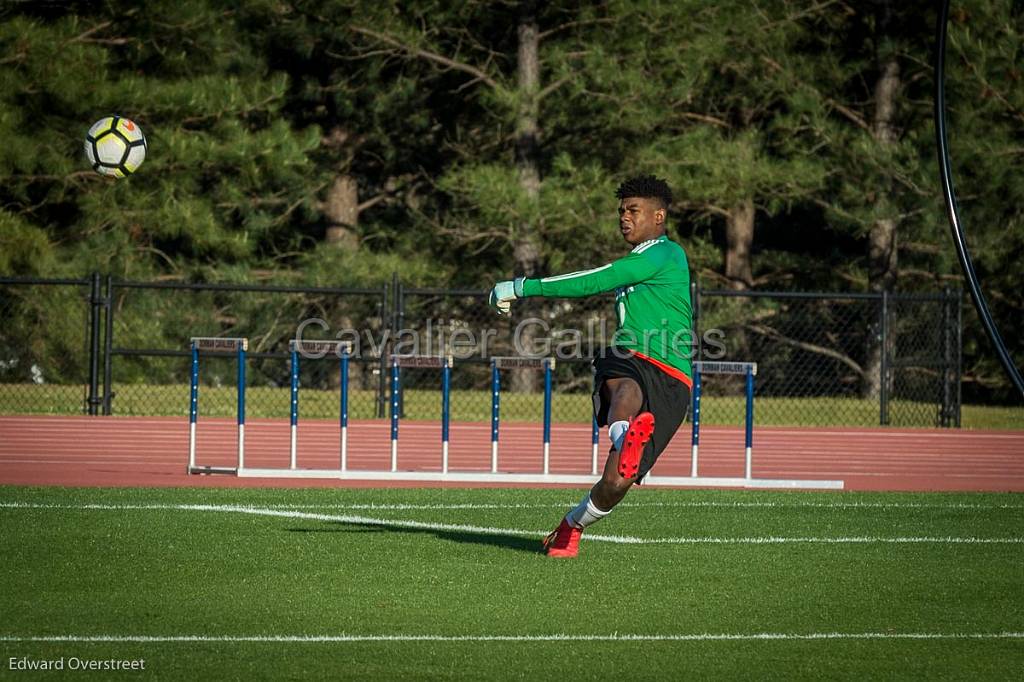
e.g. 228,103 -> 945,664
520,235 -> 693,381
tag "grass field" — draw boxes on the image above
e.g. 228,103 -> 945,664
2,382 -> 1022,429
1,485 -> 1022,679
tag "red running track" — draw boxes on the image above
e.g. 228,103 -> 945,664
0,415 -> 1022,491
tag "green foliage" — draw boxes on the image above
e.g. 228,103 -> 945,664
0,211 -> 53,273
0,1 -> 327,280
939,1 -> 1024,402
0,0 -> 1020,402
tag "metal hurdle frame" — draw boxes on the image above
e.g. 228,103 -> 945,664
489,356 -> 571,475
288,340 -> 352,471
228,353 -> 843,489
187,336 -> 248,475
388,354 -> 454,473
689,361 -> 759,479
488,357 -> 601,474
680,360 -> 843,489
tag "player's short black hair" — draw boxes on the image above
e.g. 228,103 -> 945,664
615,174 -> 672,209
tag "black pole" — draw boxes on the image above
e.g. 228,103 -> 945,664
942,286 -> 953,428
934,0 -> 1024,399
955,287 -> 963,427
376,280 -> 390,419
87,273 -> 102,415
102,275 -> 114,415
396,277 -> 405,419
879,290 -> 889,426
691,278 -> 701,363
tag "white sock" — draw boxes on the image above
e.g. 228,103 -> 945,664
608,420 -> 629,452
565,493 -> 610,530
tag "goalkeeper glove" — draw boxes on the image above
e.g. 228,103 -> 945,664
488,278 -> 525,315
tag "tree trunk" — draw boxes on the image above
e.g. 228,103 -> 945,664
867,56 -> 900,293
321,128 -> 361,388
324,174 -> 360,250
516,2 -> 540,266
511,2 -> 542,392
863,53 -> 901,400
722,199 -> 755,361
724,199 -> 755,291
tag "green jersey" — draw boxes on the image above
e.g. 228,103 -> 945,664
520,235 -> 693,381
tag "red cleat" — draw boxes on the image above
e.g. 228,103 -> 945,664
543,518 -> 582,558
618,411 -> 655,479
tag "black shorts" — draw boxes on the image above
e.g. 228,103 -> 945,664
592,349 -> 692,481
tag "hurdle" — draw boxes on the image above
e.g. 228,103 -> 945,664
683,360 -> 843,489
489,357 -> 586,474
591,368 -> 601,475
689,361 -> 756,479
390,354 -> 454,473
187,336 -> 247,475
225,352 -> 842,489
288,340 -> 352,471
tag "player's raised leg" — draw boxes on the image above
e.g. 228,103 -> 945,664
543,377 -> 654,558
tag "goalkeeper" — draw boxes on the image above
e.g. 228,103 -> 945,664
489,175 -> 693,558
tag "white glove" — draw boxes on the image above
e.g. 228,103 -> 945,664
488,278 -> 524,315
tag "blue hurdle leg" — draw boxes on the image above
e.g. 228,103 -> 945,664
390,359 -> 399,472
237,344 -> 247,470
441,358 -> 451,474
591,371 -> 599,475
690,369 -> 701,477
542,359 -> 553,475
745,367 -> 754,479
188,343 -> 199,472
290,348 -> 299,469
490,360 -> 499,473
340,350 -> 349,471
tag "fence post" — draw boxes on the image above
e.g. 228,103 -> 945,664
879,290 -> 890,426
691,278 -> 701,363
102,275 -> 114,415
87,272 -> 103,416
941,286 -> 953,427
396,275 -> 406,419
376,279 -> 392,419
954,287 -> 963,427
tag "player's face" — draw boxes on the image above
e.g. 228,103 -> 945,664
618,197 -> 666,245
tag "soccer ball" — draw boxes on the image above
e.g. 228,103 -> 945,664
84,116 -> 147,177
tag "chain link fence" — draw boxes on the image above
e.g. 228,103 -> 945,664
886,292 -> 962,427
396,283 -> 961,428
103,280 -> 388,420
0,272 -> 963,429
694,288 -> 961,428
0,276 -> 98,415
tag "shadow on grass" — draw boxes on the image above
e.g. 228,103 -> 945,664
286,521 -> 543,554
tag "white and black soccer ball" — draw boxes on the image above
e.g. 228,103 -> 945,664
84,116 -> 147,177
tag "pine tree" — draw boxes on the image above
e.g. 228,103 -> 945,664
940,0 -> 1024,402
0,0 -> 320,280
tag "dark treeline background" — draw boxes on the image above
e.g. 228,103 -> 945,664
0,0 -> 1021,404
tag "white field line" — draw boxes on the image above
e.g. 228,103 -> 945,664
0,632 -> 1022,643
1,502 -> 1022,545
7,499 -> 1018,512
202,500 -> 1024,511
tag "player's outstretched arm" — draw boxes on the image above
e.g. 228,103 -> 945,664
487,248 -> 662,315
